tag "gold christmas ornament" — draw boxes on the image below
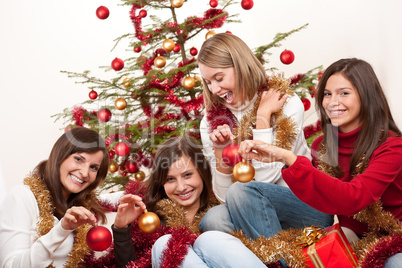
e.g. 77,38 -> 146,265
194,76 -> 202,83
154,56 -> 166,68
122,77 -> 132,88
115,97 -> 127,110
233,160 -> 255,183
171,0 -> 184,8
182,76 -> 195,89
205,30 -> 216,40
138,209 -> 160,233
108,161 -> 119,173
162,39 -> 175,52
134,170 -> 146,181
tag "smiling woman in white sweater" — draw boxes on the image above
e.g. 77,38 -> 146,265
0,127 -> 110,268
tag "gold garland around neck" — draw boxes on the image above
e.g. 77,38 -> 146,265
24,176 -> 92,268
232,74 -> 298,150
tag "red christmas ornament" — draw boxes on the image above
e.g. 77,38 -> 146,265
241,0 -> 254,10
134,46 -> 142,53
114,142 -> 130,156
86,226 -> 112,251
280,49 -> 295,65
222,143 -> 242,167
226,31 -> 232,34
109,150 -> 116,160
89,90 -> 98,100
111,57 -> 124,71
190,47 -> 198,56
97,108 -> 112,122
64,125 -> 73,132
139,9 -> 147,18
301,98 -> 311,111
210,0 -> 218,8
141,158 -> 153,168
126,161 -> 139,173
173,43 -> 181,53
96,6 -> 109,20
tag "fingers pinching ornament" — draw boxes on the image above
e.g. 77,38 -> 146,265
233,159 -> 255,183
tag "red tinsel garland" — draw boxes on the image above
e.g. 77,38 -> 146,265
361,234 -> 402,268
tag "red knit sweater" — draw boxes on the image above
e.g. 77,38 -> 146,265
282,127 -> 402,235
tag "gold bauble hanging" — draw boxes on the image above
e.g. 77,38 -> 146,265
162,39 -> 175,52
138,209 -> 160,233
122,77 -> 132,88
115,97 -> 127,110
134,170 -> 146,181
171,0 -> 184,8
205,30 -> 216,40
108,161 -> 119,173
233,160 -> 255,183
182,76 -> 196,89
154,56 -> 166,68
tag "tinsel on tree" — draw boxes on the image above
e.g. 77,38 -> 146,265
54,0 -> 321,190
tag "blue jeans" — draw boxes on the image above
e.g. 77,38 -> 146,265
152,231 -> 266,268
201,182 -> 334,240
384,253 -> 402,268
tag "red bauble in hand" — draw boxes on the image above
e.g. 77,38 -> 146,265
111,58 -> 124,71
96,6 -> 109,20
280,49 -> 295,65
89,90 -> 98,100
86,226 -> 112,251
97,108 -> 112,122
301,98 -> 311,111
241,0 -> 254,10
114,142 -> 130,156
222,143 -> 242,167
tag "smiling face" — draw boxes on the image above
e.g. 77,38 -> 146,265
163,155 -> 204,219
198,63 -> 243,109
322,73 -> 362,133
59,151 -> 104,201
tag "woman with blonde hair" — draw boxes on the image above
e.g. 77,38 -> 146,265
197,33 -> 333,234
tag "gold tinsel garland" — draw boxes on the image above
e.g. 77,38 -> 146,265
24,176 -> 91,268
155,198 -> 219,234
232,74 -> 298,150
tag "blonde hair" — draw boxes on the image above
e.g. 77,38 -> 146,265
198,33 -> 267,111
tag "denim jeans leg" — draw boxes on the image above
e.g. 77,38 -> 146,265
193,231 -> 266,268
384,253 -> 402,268
226,181 -> 334,239
199,204 -> 235,233
152,234 -> 208,268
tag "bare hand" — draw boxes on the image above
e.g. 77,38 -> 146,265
209,124 -> 235,148
61,206 -> 97,230
256,89 -> 288,128
114,194 -> 146,229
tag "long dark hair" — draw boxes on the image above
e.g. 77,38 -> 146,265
32,127 -> 109,223
145,135 -> 213,215
316,58 -> 401,176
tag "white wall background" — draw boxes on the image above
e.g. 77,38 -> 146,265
1,0 -> 401,197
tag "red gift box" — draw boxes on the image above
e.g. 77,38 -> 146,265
302,223 -> 359,268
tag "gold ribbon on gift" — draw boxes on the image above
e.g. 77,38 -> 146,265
294,226 -> 327,248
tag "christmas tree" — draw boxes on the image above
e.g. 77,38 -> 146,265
54,0 -> 320,191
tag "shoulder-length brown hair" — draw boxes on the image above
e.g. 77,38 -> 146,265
145,134 -> 212,215
316,58 -> 401,176
32,127 -> 109,223
197,33 -> 267,111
